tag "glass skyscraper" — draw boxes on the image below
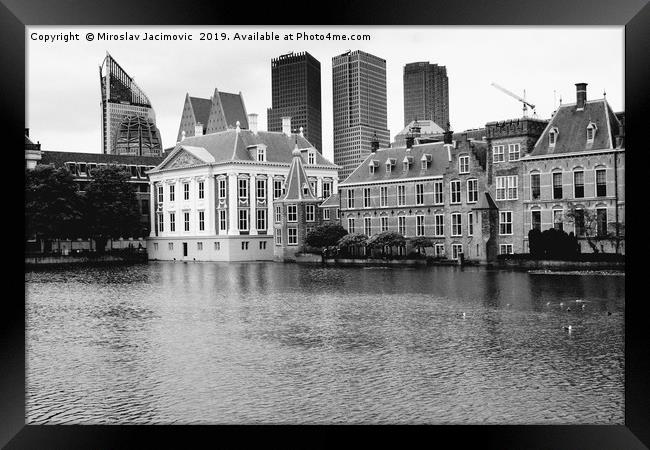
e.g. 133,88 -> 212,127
403,62 -> 449,129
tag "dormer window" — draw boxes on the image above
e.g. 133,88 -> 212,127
549,127 -> 559,146
369,160 -> 378,174
587,122 -> 597,142
302,183 -> 311,196
421,154 -> 432,170
308,150 -> 316,165
402,156 -> 412,172
386,158 -> 395,173
257,147 -> 266,162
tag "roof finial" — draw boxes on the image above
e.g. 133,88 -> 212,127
603,89 -> 607,98
181,130 -> 186,141
236,120 -> 241,133
299,126 -> 304,137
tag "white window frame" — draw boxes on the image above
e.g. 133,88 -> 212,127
275,229 -> 282,246
466,179 -> 478,203
157,185 -> 163,204
451,213 -> 462,237
348,217 -> 355,233
306,205 -> 315,222
493,145 -> 505,163
323,208 -> 330,220
256,179 -> 266,200
397,185 -> 405,206
459,155 -> 470,174
198,211 -> 205,231
184,211 -> 190,232
450,180 -> 461,204
364,217 -> 372,236
381,216 -> 389,232
363,188 -> 371,208
288,228 -> 298,245
452,244 -> 463,260
183,183 -> 190,200
434,181 -> 443,205
398,216 -> 406,235
347,189 -> 355,209
287,204 -> 298,222
274,180 -> 283,199
573,170 -> 585,199
256,209 -> 267,231
218,179 -> 227,199
434,214 -> 444,237
508,143 -> 520,161
380,186 -> 388,207
198,181 -> 204,199
169,212 -> 175,232
323,182 -> 332,199
238,178 -> 248,199
416,215 -> 425,236
507,176 -> 518,200
169,184 -> 175,202
415,183 -> 424,205
238,209 -> 249,231
468,213 -> 474,236
499,211 -> 513,235
219,210 -> 227,231
500,244 -> 513,255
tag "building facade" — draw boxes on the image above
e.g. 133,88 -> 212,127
267,51 -> 322,151
332,50 -> 391,181
99,52 -> 163,156
520,83 -> 625,254
176,89 -> 249,143
338,130 -> 496,262
403,62 -> 449,129
146,117 -> 339,262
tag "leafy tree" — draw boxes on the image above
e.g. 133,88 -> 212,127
606,222 -> 625,255
84,165 -> 142,253
531,228 -> 579,259
564,203 -> 600,253
305,223 -> 348,249
528,228 -> 543,257
367,231 -> 406,257
410,236 -> 434,255
25,165 -> 84,250
336,233 -> 368,257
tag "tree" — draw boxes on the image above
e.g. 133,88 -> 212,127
84,165 -> 142,253
25,165 -> 84,251
410,236 -> 434,255
528,228 -> 543,257
367,231 -> 406,257
336,233 -> 368,257
606,222 -> 625,255
305,223 -> 348,249
564,203 -> 600,253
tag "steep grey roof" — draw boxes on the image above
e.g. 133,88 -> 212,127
319,193 -> 340,208
395,120 -> 445,137
158,129 -> 336,168
530,99 -> 622,157
189,96 -> 212,126
219,92 -> 248,129
277,149 -> 318,202
340,142 -> 452,185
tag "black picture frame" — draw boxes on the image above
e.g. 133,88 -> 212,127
5,0 -> 649,447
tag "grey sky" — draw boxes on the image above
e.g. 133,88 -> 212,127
27,26 -> 623,161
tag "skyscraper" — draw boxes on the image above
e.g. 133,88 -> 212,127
99,53 -> 162,156
267,51 -> 322,151
403,62 -> 449,129
332,50 -> 390,181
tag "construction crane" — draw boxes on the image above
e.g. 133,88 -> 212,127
491,82 -> 536,118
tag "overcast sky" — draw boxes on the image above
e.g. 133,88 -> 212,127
27,26 -> 623,161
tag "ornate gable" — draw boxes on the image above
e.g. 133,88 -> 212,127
160,148 -> 205,170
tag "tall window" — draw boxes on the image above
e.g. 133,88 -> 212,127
275,206 -> 282,223
452,244 -> 463,260
324,209 -> 331,220
218,179 -> 227,199
238,209 -> 248,231
306,205 -> 315,222
450,180 -> 461,204
574,171 -> 584,198
398,216 -> 406,235
434,181 -> 443,205
496,176 -> 517,200
597,208 -> 607,236
238,178 -> 248,199
493,145 -> 505,163
275,229 -> 282,246
169,185 -> 175,202
459,155 -> 470,174
416,215 -> 425,236
467,179 -> 478,203
215,242 -> 221,251
363,188 -> 371,208
549,129 -> 558,146
468,213 -> 474,236
381,216 -> 388,232
434,214 -> 444,237
157,185 -> 163,204
553,172 -> 563,199
257,179 -> 266,200
241,241 -> 249,250
508,143 -> 520,161
287,205 -> 297,222
219,210 -> 227,231
397,185 -> 405,206
496,176 -> 506,200
380,186 -> 388,207
169,212 -> 175,232
198,181 -> 204,199
596,169 -> 607,197
274,180 -> 283,199
257,147 -> 266,162
347,190 -> 355,208
451,213 -> 462,236
416,183 -> 424,205
530,173 -> 541,200
499,211 -> 513,235
197,242 -> 203,251
574,209 -> 585,236
184,212 -> 190,231
288,228 -> 298,245
348,218 -> 355,233
364,217 -> 372,236
198,211 -> 205,231
435,244 -> 445,258
183,183 -> 190,200
531,210 -> 541,231
158,213 -> 164,232
256,209 -> 266,231
507,176 -> 518,200
308,151 -> 315,165
323,182 -> 332,199
553,210 -> 563,231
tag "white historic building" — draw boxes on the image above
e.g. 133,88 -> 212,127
146,116 -> 338,261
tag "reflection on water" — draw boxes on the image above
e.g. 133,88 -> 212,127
26,262 -> 624,424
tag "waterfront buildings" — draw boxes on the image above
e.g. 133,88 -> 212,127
267,52 -> 322,151
176,89 -> 249,142
403,62 -> 449,129
146,116 -> 338,262
99,53 -> 163,156
332,50 -> 391,181
338,128 -> 496,262
519,83 -> 625,254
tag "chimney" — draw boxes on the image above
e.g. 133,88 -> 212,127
248,113 -> 258,134
370,132 -> 379,153
576,83 -> 587,110
194,123 -> 203,136
282,116 -> 292,135
443,130 -> 453,145
405,135 -> 415,149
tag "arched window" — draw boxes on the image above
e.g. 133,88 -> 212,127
587,122 -> 598,142
549,127 -> 559,146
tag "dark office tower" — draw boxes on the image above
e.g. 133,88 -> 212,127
99,52 -> 162,156
332,50 -> 390,181
403,62 -> 449,129
267,51 -> 322,151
